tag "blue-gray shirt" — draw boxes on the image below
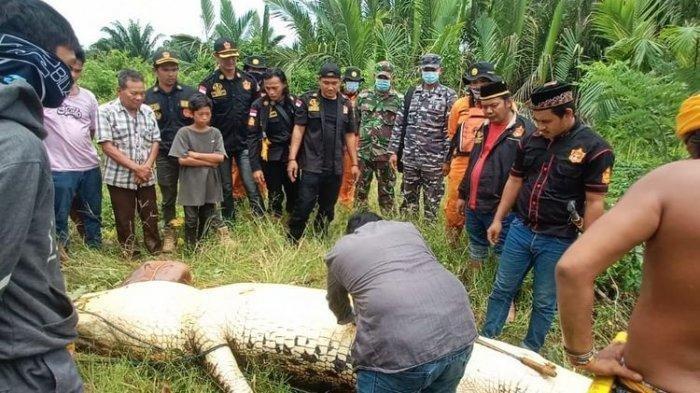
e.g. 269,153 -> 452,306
325,220 -> 477,372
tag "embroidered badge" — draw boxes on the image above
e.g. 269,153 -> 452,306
569,148 -> 586,163
269,109 -> 278,118
180,100 -> 189,108
343,106 -> 349,115
470,67 -> 478,76
295,99 -> 303,108
149,103 -> 160,111
211,83 -> 227,98
602,167 -> 612,184
474,130 -> 484,144
248,117 -> 255,126
308,98 -> 320,112
243,80 -> 252,91
249,108 -> 258,117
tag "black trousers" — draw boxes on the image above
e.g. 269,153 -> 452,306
156,152 -> 179,228
262,160 -> 298,217
0,348 -> 83,392
287,170 -> 342,242
183,204 -> 224,246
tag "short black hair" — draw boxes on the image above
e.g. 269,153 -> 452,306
550,102 -> 576,118
75,47 -> 86,64
345,211 -> 383,234
117,69 -> 144,89
0,0 -> 80,54
188,93 -> 213,112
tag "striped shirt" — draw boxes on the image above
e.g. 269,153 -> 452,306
96,99 -> 161,189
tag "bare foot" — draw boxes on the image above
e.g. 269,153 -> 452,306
507,302 -> 516,323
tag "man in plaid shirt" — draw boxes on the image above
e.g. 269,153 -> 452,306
97,69 -> 162,257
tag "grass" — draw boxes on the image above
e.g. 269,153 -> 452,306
63,186 -> 635,392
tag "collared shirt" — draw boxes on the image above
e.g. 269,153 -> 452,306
388,83 -> 457,168
458,114 -> 534,212
325,220 -> 477,372
294,91 -> 357,175
199,69 -> 259,154
247,94 -> 296,172
96,99 -> 161,190
144,82 -> 195,154
356,88 -> 404,162
511,121 -> 614,238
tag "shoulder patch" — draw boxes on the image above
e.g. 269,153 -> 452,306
295,99 -> 304,108
198,85 -> 207,94
249,108 -> 258,117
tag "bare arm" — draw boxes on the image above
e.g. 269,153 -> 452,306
557,172 -> 661,378
178,156 -> 218,167
326,269 -> 354,325
583,191 -> 606,230
288,124 -> 305,161
189,151 -> 225,164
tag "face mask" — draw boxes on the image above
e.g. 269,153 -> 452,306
345,81 -> 360,93
375,79 -> 391,92
469,86 -> 481,100
422,71 -> 439,85
0,34 -> 73,108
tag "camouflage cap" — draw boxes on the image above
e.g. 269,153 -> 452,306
375,61 -> 394,78
419,53 -> 441,69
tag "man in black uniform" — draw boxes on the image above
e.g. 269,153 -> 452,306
287,63 -> 360,243
145,49 -> 194,252
243,55 -> 267,91
248,68 -> 298,217
482,81 -> 614,352
198,38 -> 264,220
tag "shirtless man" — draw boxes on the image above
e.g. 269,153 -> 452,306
556,94 -> 700,393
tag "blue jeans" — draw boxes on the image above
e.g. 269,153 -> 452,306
52,167 -> 102,248
220,149 -> 266,220
356,346 -> 473,393
465,209 -> 514,262
481,217 -> 574,352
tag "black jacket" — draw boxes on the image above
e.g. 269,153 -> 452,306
246,94 -> 296,172
458,114 -> 535,212
145,83 -> 195,153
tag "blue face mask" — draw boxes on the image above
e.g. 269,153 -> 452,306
422,71 -> 439,85
375,79 -> 391,92
345,81 -> 360,93
0,34 -> 73,108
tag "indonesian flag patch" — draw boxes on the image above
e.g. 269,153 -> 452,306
198,85 -> 207,94
249,108 -> 258,117
295,99 -> 303,108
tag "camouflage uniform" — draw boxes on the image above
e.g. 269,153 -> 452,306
355,62 -> 403,212
388,55 -> 457,219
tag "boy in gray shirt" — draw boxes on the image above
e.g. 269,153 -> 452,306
169,94 -> 229,247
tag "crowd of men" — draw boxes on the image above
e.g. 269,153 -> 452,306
1,1 -> 699,392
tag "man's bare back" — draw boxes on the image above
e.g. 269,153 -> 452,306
557,159 -> 700,392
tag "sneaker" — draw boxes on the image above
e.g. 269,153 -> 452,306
162,230 -> 177,253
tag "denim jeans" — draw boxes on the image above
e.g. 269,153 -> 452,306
481,217 -> 574,352
220,150 -> 266,220
465,209 -> 514,262
356,345 -> 473,393
52,167 -> 102,248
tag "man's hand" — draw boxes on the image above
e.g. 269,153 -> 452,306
487,220 -> 502,246
133,165 -> 152,183
389,154 -> 398,171
252,170 -> 265,185
287,160 -> 299,182
442,162 -> 451,177
456,198 -> 466,216
351,165 -> 360,183
578,342 -> 643,382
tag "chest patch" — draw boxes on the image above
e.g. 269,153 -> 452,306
242,80 -> 252,91
211,83 -> 227,98
308,98 -> 320,112
568,148 -> 586,163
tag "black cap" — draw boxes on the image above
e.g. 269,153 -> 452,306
213,37 -> 239,58
419,53 -> 441,68
343,67 -> 363,82
319,62 -> 341,78
479,81 -> 510,101
464,61 -> 501,82
153,49 -> 179,66
528,81 -> 575,110
244,55 -> 267,69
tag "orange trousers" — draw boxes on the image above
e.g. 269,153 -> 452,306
444,156 -> 470,231
231,160 -> 266,199
338,150 -> 356,207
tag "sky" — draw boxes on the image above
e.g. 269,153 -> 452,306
44,0 -> 295,47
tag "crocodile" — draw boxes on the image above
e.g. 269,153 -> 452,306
75,281 -> 592,392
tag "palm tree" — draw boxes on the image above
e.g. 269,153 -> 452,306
93,20 -> 163,59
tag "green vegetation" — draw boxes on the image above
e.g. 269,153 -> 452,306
67,0 -> 700,390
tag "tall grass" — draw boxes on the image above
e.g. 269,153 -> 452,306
63,184 -> 633,392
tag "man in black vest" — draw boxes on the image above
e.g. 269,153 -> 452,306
286,63 -> 359,243
198,38 -> 264,220
145,49 -> 195,252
